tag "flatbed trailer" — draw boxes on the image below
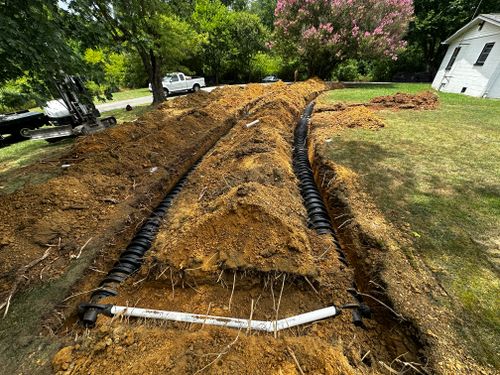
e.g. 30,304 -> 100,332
0,110 -> 49,141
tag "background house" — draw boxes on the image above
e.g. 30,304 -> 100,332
432,14 -> 500,98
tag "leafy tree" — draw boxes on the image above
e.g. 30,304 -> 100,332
250,0 -> 277,30
0,0 -> 82,87
193,0 -> 266,83
193,0 -> 233,84
273,0 -> 414,77
249,52 -> 283,80
227,12 -> 267,81
70,0 -> 200,103
221,0 -> 248,11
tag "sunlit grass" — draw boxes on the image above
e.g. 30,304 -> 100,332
321,84 -> 500,367
104,87 -> 150,103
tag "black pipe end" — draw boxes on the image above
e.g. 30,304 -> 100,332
81,308 -> 99,328
78,303 -> 112,328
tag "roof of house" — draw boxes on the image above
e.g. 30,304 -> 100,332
443,13 -> 500,44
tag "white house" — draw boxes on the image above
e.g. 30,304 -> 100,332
432,14 -> 500,98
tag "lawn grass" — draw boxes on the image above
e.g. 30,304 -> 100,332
103,103 -> 152,122
320,84 -> 500,367
104,87 -> 150,103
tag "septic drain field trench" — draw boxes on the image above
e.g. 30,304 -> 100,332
56,82 -> 428,374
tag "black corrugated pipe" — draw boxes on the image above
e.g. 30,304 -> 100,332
293,102 -> 370,326
79,163 -> 197,327
293,102 -> 347,263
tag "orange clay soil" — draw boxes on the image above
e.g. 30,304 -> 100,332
151,80 -> 327,278
369,91 -> 439,110
0,84 -> 310,375
55,82 -> 427,375
312,106 -> 385,132
315,91 -> 438,113
307,92 -> 487,374
0,84 -> 275,305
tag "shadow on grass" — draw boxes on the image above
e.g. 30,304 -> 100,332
326,139 -> 500,367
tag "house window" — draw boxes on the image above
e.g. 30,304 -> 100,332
478,21 -> 485,31
445,47 -> 461,70
475,42 -> 495,66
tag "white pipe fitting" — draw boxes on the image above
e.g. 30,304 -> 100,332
110,305 -> 338,332
245,119 -> 260,128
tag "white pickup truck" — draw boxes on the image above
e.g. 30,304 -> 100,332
149,72 -> 206,96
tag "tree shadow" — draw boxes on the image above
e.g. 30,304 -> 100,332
326,138 -> 500,366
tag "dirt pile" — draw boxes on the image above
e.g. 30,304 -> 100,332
369,91 -> 438,110
151,80 -> 327,279
0,83 -> 297,328
312,106 -> 385,134
54,322 -> 356,374
2,82 -> 338,374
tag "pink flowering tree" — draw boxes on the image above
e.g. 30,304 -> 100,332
274,0 -> 413,76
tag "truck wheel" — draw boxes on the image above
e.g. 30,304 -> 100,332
192,84 -> 200,92
164,88 -> 169,97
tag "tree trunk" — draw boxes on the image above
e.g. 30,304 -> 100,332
150,49 -> 165,104
137,46 -> 166,104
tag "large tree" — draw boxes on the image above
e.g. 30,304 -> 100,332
70,0 -> 199,104
193,0 -> 266,84
274,0 -> 414,77
250,0 -> 277,30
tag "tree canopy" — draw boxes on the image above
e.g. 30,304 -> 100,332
0,0 -> 81,84
2,0 -> 498,110
274,0 -> 414,77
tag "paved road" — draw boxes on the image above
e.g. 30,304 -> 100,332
96,86 -> 218,113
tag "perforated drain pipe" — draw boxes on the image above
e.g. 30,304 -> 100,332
293,102 -> 370,325
79,163 -> 198,327
293,102 -> 346,263
82,304 -> 339,332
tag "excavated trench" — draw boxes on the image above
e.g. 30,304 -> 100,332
56,83 -> 427,374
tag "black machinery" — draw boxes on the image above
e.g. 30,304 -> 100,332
0,75 -> 116,143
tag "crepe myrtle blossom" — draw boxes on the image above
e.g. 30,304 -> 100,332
274,0 -> 413,65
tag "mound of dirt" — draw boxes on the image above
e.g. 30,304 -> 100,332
2,81 -> 342,374
151,80 -> 328,279
369,91 -> 438,110
53,323 -> 356,374
158,90 -> 212,110
311,106 -> 385,142
55,80 -> 428,375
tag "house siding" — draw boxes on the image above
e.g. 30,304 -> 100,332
432,21 -> 500,98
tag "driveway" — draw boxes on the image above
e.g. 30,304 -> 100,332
97,86 -> 218,113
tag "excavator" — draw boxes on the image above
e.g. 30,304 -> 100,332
0,75 -> 116,144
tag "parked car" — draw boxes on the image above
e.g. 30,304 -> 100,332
262,75 -> 279,83
149,72 -> 206,96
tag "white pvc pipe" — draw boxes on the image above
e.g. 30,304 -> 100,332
245,119 -> 260,128
110,305 -> 338,332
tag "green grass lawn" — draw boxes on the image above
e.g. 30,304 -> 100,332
103,87 -> 150,103
320,84 -> 500,367
103,103 -> 151,122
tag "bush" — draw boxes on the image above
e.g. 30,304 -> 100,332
0,78 -> 40,112
332,59 -> 361,81
249,52 -> 283,81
